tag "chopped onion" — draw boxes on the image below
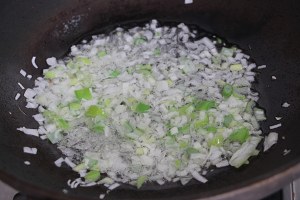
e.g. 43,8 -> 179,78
18,20 -> 268,189
20,69 -> 27,77
108,183 -> 120,190
17,127 -> 39,137
23,147 -> 37,154
15,93 -> 20,100
24,161 -> 31,165
54,157 -> 65,167
191,171 -> 208,183
27,74 -> 32,80
257,65 -> 266,69
18,82 -> 25,90
65,157 -> 76,168
46,57 -> 57,66
283,149 -> 291,156
24,88 -> 37,99
269,123 -> 282,130
184,0 -> 193,4
282,102 -> 290,108
264,132 -> 278,152
31,56 -> 39,69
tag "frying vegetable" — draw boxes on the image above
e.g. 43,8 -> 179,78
21,20 -> 266,189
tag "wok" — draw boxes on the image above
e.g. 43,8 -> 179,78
0,0 -> 300,199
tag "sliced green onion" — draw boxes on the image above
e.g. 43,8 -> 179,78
223,114 -> 234,128
104,99 -> 111,107
233,92 -> 246,100
136,175 -> 148,189
194,112 -> 209,129
137,64 -> 152,76
69,78 -> 78,86
209,134 -> 224,147
75,88 -> 92,100
179,141 -> 189,149
178,123 -> 190,134
85,170 -> 101,182
154,48 -> 161,56
97,50 -> 107,58
230,64 -> 243,71
138,69 -> 152,76
123,121 -> 134,133
85,105 -> 106,118
135,127 -> 145,135
57,118 -> 69,130
228,127 -> 250,143
174,159 -> 181,169
44,71 -> 56,79
69,102 -> 81,111
178,104 -> 194,115
194,100 -> 216,111
206,125 -> 217,133
134,37 -> 146,45
139,64 -> 151,70
222,84 -> 233,98
110,70 -> 121,78
92,125 -> 105,134
77,57 -> 91,65
43,110 -> 69,130
134,102 -> 151,113
86,158 -> 99,170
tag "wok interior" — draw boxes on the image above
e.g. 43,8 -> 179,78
0,0 -> 300,199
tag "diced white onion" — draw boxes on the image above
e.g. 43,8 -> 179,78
31,56 -> 39,69
269,123 -> 282,130
18,82 -> 25,90
24,161 -> 31,165
17,127 -> 39,137
191,171 -> 208,183
15,93 -> 21,100
20,69 -> 27,77
184,0 -> 193,4
108,183 -> 120,190
54,157 -> 65,167
23,147 -> 38,154
264,132 -> 278,152
46,57 -> 57,66
282,102 -> 290,108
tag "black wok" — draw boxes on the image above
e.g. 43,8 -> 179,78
0,0 -> 300,199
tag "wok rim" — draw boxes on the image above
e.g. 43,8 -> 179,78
0,162 -> 299,200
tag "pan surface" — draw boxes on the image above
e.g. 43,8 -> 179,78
0,0 -> 300,199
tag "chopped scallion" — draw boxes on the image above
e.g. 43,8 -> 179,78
75,88 -> 92,100
222,84 -> 233,98
85,170 -> 101,182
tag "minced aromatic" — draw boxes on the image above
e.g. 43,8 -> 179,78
22,20 -> 268,188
